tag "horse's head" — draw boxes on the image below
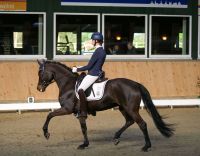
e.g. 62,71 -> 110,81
37,59 -> 54,92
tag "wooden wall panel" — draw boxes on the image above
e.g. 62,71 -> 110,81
0,62 -> 58,102
0,60 -> 199,102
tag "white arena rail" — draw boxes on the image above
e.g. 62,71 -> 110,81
0,99 -> 200,114
0,102 -> 61,114
141,99 -> 200,109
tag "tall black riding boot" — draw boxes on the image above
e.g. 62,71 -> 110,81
78,89 -> 88,118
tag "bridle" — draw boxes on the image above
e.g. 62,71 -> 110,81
39,63 -> 55,87
39,61 -> 78,89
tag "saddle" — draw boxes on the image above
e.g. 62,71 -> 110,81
75,71 -> 108,100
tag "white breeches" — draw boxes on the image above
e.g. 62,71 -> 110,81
78,75 -> 99,91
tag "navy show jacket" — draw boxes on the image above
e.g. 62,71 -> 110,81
77,47 -> 106,76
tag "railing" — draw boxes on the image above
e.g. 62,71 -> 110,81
0,98 -> 200,114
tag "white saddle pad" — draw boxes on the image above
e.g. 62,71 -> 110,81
75,80 -> 108,101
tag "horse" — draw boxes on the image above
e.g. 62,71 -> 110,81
37,59 -> 174,152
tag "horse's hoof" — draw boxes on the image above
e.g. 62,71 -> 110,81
77,143 -> 89,150
77,145 -> 85,150
44,132 -> 50,140
113,138 -> 120,145
141,145 -> 151,152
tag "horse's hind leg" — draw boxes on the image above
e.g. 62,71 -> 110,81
113,107 -> 135,145
130,112 -> 151,152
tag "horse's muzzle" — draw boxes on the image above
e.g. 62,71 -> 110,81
37,85 -> 45,92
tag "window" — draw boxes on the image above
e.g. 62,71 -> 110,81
57,32 -> 77,54
150,15 -> 191,58
199,15 -> 200,58
13,32 -> 23,48
55,13 -> 99,57
0,13 -> 45,57
103,14 -> 146,56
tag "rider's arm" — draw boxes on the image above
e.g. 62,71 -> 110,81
77,51 -> 98,72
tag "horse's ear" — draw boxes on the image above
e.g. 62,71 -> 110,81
37,59 -> 45,65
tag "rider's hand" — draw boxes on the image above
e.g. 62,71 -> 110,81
72,67 -> 77,73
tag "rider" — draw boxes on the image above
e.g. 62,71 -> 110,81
72,32 -> 106,118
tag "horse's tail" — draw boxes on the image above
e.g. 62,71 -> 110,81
138,83 -> 174,138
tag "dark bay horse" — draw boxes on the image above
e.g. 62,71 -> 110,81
37,59 -> 174,152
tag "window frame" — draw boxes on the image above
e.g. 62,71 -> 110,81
102,13 -> 148,61
53,12 -> 100,61
149,14 -> 192,59
198,14 -> 200,59
0,12 -> 46,60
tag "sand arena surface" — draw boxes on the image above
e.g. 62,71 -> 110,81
0,108 -> 200,156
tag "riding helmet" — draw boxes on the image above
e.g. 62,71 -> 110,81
91,32 -> 103,41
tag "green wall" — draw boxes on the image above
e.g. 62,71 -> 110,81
27,0 -> 198,59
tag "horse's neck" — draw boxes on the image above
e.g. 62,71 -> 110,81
52,66 -> 77,91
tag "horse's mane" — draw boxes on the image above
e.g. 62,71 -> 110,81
45,60 -> 79,77
45,60 -> 72,71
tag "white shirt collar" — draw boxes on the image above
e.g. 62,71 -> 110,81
95,45 -> 102,49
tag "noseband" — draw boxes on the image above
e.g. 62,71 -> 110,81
39,63 -> 55,87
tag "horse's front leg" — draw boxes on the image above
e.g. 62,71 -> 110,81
77,117 -> 89,149
43,107 -> 71,139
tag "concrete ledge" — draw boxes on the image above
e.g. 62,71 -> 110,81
0,99 -> 200,113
